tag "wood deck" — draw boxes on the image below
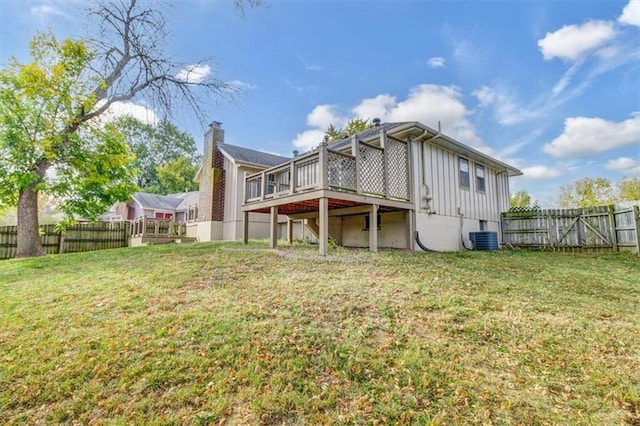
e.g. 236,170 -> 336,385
242,133 -> 414,254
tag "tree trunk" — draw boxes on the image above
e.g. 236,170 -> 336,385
16,187 -> 45,258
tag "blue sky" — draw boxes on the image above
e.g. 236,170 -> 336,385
1,0 -> 639,206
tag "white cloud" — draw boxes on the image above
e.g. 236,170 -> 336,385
291,84 -> 487,153
551,59 -> 583,95
228,79 -> 256,90
472,86 -> 495,107
351,94 -> 397,121
104,101 -> 159,125
306,105 -> 345,129
292,129 -> 326,151
605,157 -> 640,175
596,45 -> 621,59
297,54 -> 322,71
543,113 -> 640,158
30,4 -> 71,20
477,86 -> 539,126
426,57 -> 446,68
377,84 -> 483,148
175,64 -> 211,83
291,105 -> 348,150
521,165 -> 562,180
619,0 -> 640,27
538,20 -> 616,61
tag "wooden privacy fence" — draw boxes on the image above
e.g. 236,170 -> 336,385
501,204 -> 640,254
0,221 -> 130,259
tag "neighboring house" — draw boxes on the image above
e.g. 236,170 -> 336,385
105,191 -> 199,222
240,119 -> 522,254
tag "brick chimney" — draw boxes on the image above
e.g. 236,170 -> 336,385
198,121 -> 225,222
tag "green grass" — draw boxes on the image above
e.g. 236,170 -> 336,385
1,241 -> 639,424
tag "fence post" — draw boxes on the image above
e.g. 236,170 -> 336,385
634,205 -> 640,256
608,204 -> 618,252
58,230 -> 65,254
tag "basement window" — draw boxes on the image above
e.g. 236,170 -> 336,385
476,164 -> 486,192
459,157 -> 470,189
363,213 -> 382,231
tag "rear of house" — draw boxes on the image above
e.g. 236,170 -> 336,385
241,120 -> 521,254
108,120 -> 520,253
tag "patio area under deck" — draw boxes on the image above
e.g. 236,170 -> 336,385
241,134 -> 414,255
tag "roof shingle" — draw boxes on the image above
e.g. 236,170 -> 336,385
218,143 -> 290,168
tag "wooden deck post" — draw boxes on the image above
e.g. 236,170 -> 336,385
319,197 -> 329,255
351,135 -> 361,194
319,137 -> 329,190
261,170 -> 267,201
289,160 -> 296,195
270,206 -> 278,248
369,204 -> 379,252
287,219 -> 293,244
406,209 -> 414,251
242,211 -> 249,245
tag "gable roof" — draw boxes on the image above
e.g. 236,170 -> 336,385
167,191 -> 199,210
132,191 -> 198,211
218,143 -> 290,168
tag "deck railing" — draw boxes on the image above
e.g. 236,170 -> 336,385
244,133 -> 410,204
130,217 -> 188,238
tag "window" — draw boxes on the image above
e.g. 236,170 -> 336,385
459,157 -> 470,189
476,164 -> 485,192
479,220 -> 487,231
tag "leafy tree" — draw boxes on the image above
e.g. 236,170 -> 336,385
114,116 -> 199,192
558,177 -> 616,208
0,0 -> 257,257
326,118 -> 373,142
154,157 -> 199,194
510,190 -> 533,209
0,33 -> 136,257
619,177 -> 640,201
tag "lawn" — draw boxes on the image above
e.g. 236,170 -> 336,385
1,242 -> 639,424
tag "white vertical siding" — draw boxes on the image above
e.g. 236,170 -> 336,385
420,141 -> 509,223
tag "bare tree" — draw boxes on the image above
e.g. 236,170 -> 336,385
85,0 -> 238,125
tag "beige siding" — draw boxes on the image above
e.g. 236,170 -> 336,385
223,156 -> 236,223
220,164 -> 289,241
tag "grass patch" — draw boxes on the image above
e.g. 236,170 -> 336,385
1,242 -> 639,424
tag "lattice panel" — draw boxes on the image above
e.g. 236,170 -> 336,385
327,151 -> 356,190
359,144 -> 385,195
387,138 -> 410,199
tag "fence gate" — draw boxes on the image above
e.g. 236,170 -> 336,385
502,204 -> 640,254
